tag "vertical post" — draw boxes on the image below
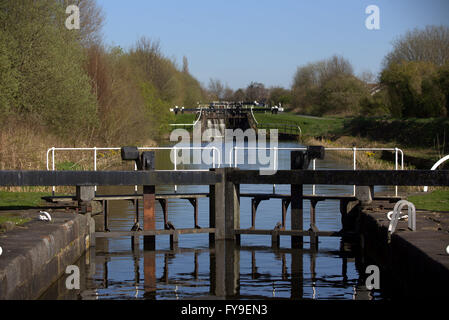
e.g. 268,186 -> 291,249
52,147 -> 55,196
281,199 -> 290,229
213,168 -> 226,241
395,148 -> 398,197
143,151 -> 157,299
131,199 -> 140,251
143,151 -> 156,251
174,146 -> 178,193
143,185 -> 156,250
312,159 -> 316,195
291,151 -> 304,249
134,163 -> 138,193
143,251 -> 156,299
251,199 -> 257,229
103,200 -> 109,232
290,250 -> 304,299
310,252 -> 317,299
93,147 -> 97,194
212,168 -> 240,242
211,241 -> 239,298
309,200 -> 319,249
225,168 -> 240,242
271,230 -> 280,248
353,147 -> 357,196
209,174 -> 216,247
135,199 -> 139,224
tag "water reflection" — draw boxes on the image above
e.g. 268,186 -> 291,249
41,241 -> 377,300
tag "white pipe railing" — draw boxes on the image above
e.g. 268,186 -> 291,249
229,146 -> 404,196
423,154 -> 449,192
46,145 -> 404,197
46,146 -> 221,194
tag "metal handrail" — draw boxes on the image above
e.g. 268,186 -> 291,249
257,122 -> 302,136
423,154 -> 449,192
46,146 -> 221,194
229,146 -> 404,196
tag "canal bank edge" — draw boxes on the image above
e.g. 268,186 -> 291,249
0,211 -> 94,299
359,200 -> 449,298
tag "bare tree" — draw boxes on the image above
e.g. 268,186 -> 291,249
246,82 -> 268,103
383,25 -> 449,67
233,88 -> 246,101
223,86 -> 234,101
61,0 -> 105,46
358,70 -> 377,84
208,78 -> 224,100
182,56 -> 189,74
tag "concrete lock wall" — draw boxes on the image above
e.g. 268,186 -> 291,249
0,212 -> 94,300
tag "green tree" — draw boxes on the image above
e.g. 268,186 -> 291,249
141,82 -> 172,139
291,55 -> 366,115
381,61 -> 445,117
0,0 -> 98,140
268,87 -> 291,107
317,75 -> 368,116
360,90 -> 390,116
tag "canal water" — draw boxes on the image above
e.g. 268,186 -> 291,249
40,141 -> 393,300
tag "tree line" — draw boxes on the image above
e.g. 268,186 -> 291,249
1,0 -> 448,155
206,25 -> 449,119
0,0 -> 206,146
206,79 -> 291,107
290,25 -> 449,118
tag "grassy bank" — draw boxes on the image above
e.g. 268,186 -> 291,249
0,191 -> 50,208
255,113 -> 446,167
171,113 -> 197,124
254,113 -> 345,138
408,190 -> 449,212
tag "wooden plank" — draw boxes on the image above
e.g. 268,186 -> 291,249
4,169 -> 449,187
228,170 -> 449,186
0,170 -> 221,186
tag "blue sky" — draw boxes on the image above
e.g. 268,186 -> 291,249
96,0 -> 449,89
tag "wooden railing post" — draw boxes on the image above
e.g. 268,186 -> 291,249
291,151 -> 304,249
225,168 -> 240,243
143,151 -> 156,251
212,168 -> 240,242
209,169 -> 216,247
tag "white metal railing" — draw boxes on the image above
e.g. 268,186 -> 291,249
46,146 -> 221,194
229,146 -> 404,196
46,145 -> 404,197
423,154 -> 449,192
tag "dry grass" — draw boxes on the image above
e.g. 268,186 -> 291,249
303,136 -> 426,193
304,136 -> 409,170
0,119 -> 157,193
